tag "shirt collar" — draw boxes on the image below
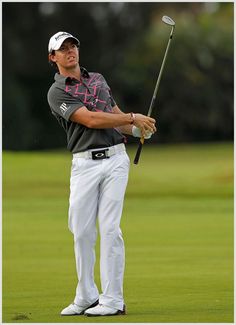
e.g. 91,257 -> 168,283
54,66 -> 90,84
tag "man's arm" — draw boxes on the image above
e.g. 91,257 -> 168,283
70,105 -> 156,136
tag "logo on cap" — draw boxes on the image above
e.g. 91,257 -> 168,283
55,32 -> 72,41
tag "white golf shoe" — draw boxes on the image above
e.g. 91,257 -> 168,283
60,299 -> 99,316
84,304 -> 126,316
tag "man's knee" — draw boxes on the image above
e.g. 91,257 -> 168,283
100,226 -> 123,242
74,227 -> 97,243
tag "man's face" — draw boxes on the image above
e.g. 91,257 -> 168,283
50,39 -> 79,69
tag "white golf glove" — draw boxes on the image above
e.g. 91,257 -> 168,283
132,126 -> 153,139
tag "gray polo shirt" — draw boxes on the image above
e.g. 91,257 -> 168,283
47,67 -> 125,153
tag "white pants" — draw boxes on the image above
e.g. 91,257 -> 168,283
68,149 -> 130,310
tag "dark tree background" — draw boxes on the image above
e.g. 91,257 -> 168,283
2,2 -> 234,150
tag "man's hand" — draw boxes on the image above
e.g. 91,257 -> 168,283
133,113 -> 156,138
133,114 -> 156,138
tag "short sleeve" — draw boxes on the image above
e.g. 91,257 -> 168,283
100,75 -> 117,108
47,86 -> 84,121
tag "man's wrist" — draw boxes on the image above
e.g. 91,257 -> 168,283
130,112 -> 136,124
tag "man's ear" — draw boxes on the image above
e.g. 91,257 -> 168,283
48,53 -> 56,63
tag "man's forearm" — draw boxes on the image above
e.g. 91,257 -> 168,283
70,105 -> 134,128
88,111 -> 133,129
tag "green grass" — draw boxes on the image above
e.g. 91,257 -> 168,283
2,142 -> 234,323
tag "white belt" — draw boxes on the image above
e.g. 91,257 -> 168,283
73,143 -> 126,160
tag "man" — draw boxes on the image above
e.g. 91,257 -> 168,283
47,31 -> 156,317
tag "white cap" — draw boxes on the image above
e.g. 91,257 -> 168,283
48,31 -> 80,53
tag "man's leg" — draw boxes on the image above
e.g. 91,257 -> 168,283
68,158 -> 102,307
97,152 -> 130,311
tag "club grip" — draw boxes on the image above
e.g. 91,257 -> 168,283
133,138 -> 145,165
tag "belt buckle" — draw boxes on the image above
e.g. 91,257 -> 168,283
91,149 -> 109,160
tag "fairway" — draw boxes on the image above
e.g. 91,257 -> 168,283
2,143 -> 234,323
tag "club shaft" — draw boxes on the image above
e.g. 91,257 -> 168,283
147,26 -> 174,117
134,26 -> 174,165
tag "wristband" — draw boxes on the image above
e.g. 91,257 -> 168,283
130,112 -> 136,124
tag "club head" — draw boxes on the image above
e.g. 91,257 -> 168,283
162,15 -> 175,26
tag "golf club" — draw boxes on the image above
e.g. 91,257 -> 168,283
133,15 -> 175,165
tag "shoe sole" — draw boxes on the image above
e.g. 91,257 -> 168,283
85,311 -> 126,317
61,299 -> 99,316
61,312 -> 84,316
85,306 -> 126,317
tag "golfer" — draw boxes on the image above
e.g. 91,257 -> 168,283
47,31 -> 156,317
